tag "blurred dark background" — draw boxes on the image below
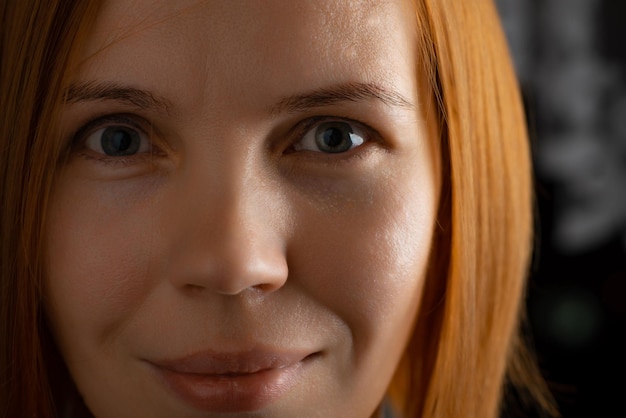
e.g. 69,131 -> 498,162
496,1 -> 626,417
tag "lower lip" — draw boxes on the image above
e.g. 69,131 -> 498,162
152,360 -> 308,413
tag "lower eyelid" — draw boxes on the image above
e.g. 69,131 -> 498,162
287,141 -> 379,168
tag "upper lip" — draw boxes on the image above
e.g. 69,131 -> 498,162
150,348 -> 313,376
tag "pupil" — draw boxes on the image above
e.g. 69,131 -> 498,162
316,122 -> 353,153
101,127 -> 140,156
113,131 -> 131,151
323,128 -> 344,148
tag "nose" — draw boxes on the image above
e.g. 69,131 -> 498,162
163,161 -> 289,296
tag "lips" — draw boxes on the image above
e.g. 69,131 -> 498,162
148,348 -> 315,413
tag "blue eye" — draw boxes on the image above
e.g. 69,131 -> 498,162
84,125 -> 150,156
295,121 -> 366,154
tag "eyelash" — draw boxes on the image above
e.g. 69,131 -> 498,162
287,115 -> 378,157
69,114 -> 158,167
68,113 -> 379,167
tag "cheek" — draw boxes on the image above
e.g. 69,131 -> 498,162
44,179 -> 158,349
291,165 -> 437,362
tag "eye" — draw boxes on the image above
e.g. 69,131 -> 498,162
84,125 -> 150,157
295,120 -> 366,154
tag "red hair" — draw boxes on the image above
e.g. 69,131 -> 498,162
389,1 -> 557,417
0,1 -> 101,416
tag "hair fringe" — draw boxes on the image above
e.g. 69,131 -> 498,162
1,1 -> 102,416
389,1 -> 559,417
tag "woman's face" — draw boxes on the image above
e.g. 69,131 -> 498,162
45,1 -> 440,417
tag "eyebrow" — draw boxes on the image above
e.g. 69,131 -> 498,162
269,82 -> 415,115
62,80 -> 414,117
63,81 -> 174,115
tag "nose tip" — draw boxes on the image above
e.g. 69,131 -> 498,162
166,213 -> 289,296
204,240 -> 289,295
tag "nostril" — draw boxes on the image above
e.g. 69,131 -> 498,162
251,282 -> 284,293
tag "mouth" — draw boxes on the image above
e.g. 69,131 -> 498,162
148,349 -> 319,413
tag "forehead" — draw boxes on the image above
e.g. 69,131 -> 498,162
90,0 -> 413,47
78,0 -> 419,114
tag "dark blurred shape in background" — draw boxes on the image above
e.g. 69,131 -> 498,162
496,0 -> 626,416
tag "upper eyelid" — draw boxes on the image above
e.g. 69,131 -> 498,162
70,114 -> 154,147
292,115 -> 381,144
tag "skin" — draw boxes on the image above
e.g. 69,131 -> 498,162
44,0 -> 441,417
